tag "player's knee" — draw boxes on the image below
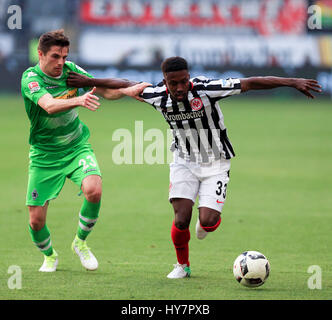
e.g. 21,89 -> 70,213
174,210 -> 191,229
82,175 -> 102,203
199,211 -> 220,227
28,204 -> 47,231
84,187 -> 102,203
29,217 -> 45,231
174,218 -> 190,230
172,198 -> 193,229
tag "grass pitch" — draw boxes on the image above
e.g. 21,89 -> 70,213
0,94 -> 331,300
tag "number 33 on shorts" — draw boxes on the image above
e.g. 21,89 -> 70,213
216,180 -> 227,201
213,176 -> 229,208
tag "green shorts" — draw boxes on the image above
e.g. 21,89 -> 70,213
26,143 -> 101,206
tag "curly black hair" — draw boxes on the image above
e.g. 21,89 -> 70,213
161,56 -> 188,74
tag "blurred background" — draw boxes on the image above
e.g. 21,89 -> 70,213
0,0 -> 332,96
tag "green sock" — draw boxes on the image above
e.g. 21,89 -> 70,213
77,198 -> 101,240
29,224 -> 53,256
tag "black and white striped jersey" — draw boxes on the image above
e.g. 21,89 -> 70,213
141,76 -> 242,163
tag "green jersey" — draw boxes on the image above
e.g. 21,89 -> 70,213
21,61 -> 92,157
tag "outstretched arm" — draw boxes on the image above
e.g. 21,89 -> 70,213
240,77 -> 322,99
67,71 -> 137,89
67,71 -> 149,100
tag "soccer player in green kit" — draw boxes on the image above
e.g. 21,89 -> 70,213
21,29 -> 147,272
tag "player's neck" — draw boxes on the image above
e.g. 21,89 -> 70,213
38,63 -> 63,79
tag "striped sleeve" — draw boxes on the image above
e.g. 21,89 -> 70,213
192,76 -> 241,99
140,82 -> 167,108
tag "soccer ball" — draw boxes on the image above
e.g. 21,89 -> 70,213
233,251 -> 270,287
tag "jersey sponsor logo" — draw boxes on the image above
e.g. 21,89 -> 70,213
162,110 -> 204,122
28,81 -> 40,93
190,97 -> 203,111
54,88 -> 78,99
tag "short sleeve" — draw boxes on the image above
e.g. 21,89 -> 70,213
21,76 -> 49,105
140,83 -> 167,108
192,76 -> 242,100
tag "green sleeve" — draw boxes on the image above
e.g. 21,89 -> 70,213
21,75 -> 49,105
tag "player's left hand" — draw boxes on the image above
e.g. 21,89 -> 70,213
119,82 -> 152,101
67,72 -> 93,88
293,79 -> 322,99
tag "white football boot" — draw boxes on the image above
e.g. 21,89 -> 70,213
72,235 -> 98,271
195,219 -> 208,240
167,263 -> 191,279
39,250 -> 58,272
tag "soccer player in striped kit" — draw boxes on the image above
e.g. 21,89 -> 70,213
67,56 -> 321,278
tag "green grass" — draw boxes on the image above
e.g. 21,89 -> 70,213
0,94 -> 331,300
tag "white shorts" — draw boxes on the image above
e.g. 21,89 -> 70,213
169,154 -> 231,212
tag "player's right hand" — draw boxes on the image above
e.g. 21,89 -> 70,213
80,87 -> 100,111
119,82 -> 152,101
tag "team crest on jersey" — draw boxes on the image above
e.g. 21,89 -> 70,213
28,81 -> 40,93
190,97 -> 203,111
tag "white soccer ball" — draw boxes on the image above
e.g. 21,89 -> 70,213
233,251 -> 270,287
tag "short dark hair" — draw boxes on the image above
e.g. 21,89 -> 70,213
161,56 -> 188,74
38,29 -> 70,54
